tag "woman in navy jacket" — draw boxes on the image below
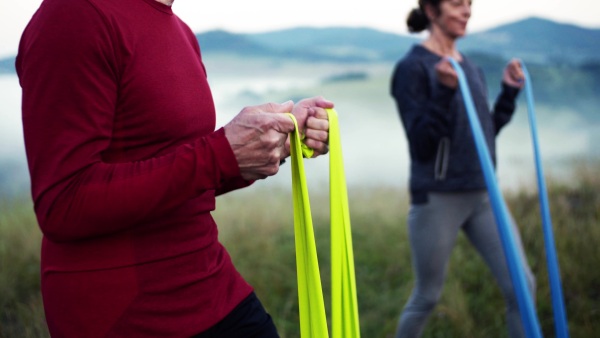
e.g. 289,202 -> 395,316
390,1 -> 535,337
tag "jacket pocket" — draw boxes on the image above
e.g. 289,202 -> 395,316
434,137 -> 450,181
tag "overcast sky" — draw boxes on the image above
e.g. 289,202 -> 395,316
1,0 -> 599,58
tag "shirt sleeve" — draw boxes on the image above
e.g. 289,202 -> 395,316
16,0 -> 244,242
391,60 -> 456,162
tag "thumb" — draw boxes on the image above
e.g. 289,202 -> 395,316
279,100 -> 294,113
269,112 -> 296,134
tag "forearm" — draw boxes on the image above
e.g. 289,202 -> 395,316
32,129 -> 241,242
493,83 -> 520,134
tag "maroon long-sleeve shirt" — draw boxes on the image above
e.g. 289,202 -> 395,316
16,0 -> 253,335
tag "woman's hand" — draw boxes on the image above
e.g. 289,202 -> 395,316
435,58 -> 459,89
503,58 -> 525,88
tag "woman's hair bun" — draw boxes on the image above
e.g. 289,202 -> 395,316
406,7 -> 429,33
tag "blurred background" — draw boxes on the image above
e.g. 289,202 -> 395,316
1,0 -> 599,195
1,1 -> 599,337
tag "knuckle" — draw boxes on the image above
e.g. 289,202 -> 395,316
266,102 -> 279,112
266,167 -> 279,176
265,159 -> 280,176
319,130 -> 329,141
265,133 -> 283,148
240,106 -> 253,115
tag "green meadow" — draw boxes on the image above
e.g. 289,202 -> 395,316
1,52 -> 599,337
1,162 -> 598,338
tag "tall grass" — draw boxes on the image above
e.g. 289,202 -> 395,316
1,163 -> 598,337
0,196 -> 47,338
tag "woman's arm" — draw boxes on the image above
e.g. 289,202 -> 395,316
491,59 -> 524,135
391,59 -> 456,161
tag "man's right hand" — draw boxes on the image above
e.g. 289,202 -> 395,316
223,101 -> 295,181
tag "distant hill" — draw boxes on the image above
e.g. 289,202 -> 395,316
1,17 -> 599,74
197,29 -> 274,57
459,17 -> 600,63
194,27 -> 416,62
0,57 -> 16,74
242,27 -> 419,62
193,17 -> 600,64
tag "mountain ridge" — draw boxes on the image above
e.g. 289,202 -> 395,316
193,16 -> 600,64
1,16 -> 598,74
458,17 -> 600,63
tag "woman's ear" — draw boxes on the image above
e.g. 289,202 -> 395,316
423,3 -> 438,21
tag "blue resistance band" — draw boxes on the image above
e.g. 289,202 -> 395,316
448,58 -> 542,338
521,61 -> 569,338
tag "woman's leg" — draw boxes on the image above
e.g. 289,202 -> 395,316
463,193 -> 536,338
395,193 -> 471,338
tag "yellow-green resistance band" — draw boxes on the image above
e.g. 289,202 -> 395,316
327,108 -> 360,338
287,109 -> 360,338
287,113 -> 328,338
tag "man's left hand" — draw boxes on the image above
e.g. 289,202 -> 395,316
290,96 -> 332,157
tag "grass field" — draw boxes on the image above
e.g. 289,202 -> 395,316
1,55 -> 598,337
1,161 -> 598,338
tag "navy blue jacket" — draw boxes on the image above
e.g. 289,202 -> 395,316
391,45 -> 520,204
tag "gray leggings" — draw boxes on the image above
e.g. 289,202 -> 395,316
395,191 -> 535,338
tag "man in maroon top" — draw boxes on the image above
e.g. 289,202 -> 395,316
16,0 -> 332,336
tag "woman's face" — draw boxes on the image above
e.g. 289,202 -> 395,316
428,0 -> 472,39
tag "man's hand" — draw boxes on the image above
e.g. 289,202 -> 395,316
503,58 -> 525,89
290,96 -> 333,157
224,101 -> 295,181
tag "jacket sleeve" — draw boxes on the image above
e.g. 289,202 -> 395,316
16,0 -> 243,242
391,60 -> 456,162
492,82 -> 521,135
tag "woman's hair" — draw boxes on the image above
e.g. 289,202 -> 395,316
406,0 -> 443,33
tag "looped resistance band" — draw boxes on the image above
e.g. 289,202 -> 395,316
287,109 -> 361,338
327,108 -> 360,338
448,58 -> 542,338
521,61 -> 569,338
